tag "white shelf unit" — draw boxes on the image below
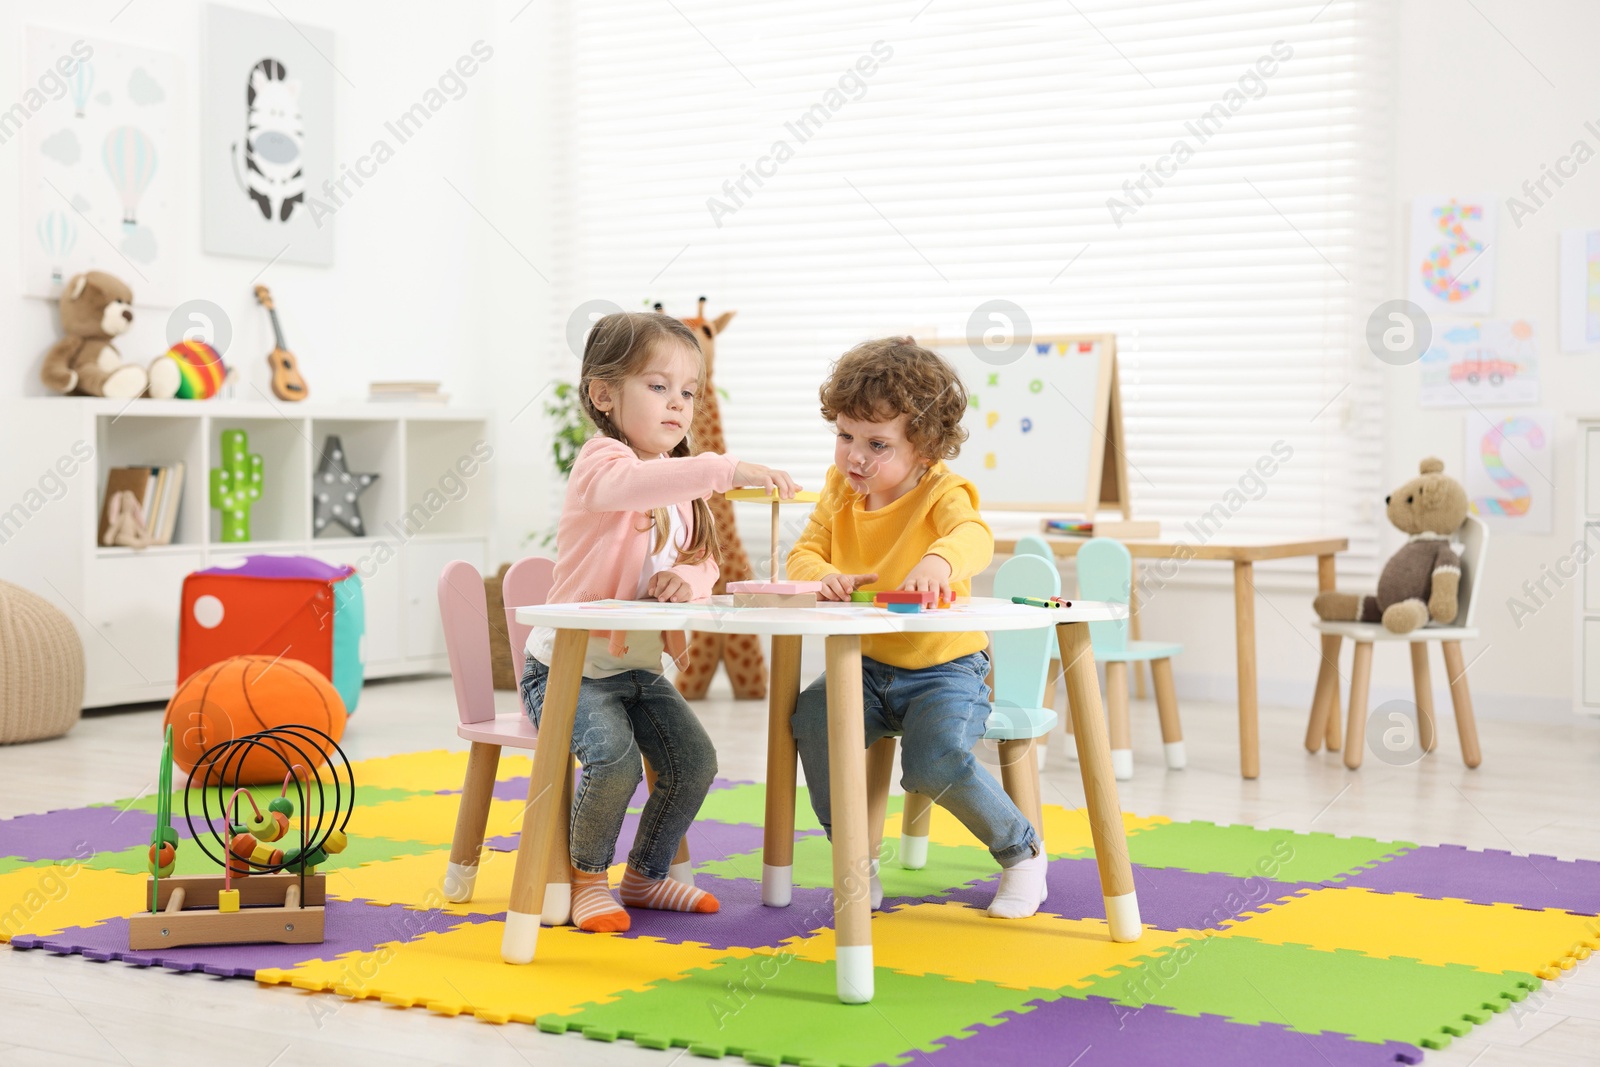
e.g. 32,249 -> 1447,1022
76,399 -> 491,709
1580,417 -> 1600,716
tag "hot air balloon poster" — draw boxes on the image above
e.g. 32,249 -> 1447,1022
201,3 -> 336,266
1408,195 -> 1498,317
21,28 -> 177,303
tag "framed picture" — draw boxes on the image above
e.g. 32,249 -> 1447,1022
20,27 -> 180,304
201,3 -> 336,265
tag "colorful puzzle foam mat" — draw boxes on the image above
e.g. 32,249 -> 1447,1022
5,749 -> 1597,1067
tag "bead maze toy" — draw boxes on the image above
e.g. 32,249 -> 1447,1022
129,723 -> 356,951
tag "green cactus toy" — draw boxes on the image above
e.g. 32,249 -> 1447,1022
210,428 -> 263,542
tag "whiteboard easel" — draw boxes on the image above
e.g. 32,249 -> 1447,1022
920,333 -> 1130,516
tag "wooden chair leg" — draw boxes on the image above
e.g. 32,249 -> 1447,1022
1442,641 -> 1483,769
1410,642 -> 1437,754
1150,658 -> 1184,769
541,755 -> 574,925
1306,634 -> 1341,753
1324,669 -> 1344,753
1343,642 -> 1374,770
1106,661 -> 1132,780
445,740 -> 502,902
900,792 -> 933,869
643,759 -> 693,878
1316,554 -> 1343,753
998,738 -> 1044,841
866,737 -> 897,867
762,634 -> 802,906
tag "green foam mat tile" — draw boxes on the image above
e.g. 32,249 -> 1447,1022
697,834 -> 997,898
1124,819 -> 1415,883
537,953 -> 1043,1066
1071,933 -> 1540,1051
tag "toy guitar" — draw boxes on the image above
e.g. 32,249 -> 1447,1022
253,284 -> 309,402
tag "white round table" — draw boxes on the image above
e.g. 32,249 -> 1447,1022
508,596 -> 1142,1002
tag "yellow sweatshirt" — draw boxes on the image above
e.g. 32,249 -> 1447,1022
786,463 -> 994,670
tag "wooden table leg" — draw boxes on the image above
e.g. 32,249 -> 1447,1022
762,635 -> 802,907
1411,642 -> 1437,754
824,634 -> 874,1003
1318,554 -> 1342,751
1130,560 -> 1148,700
1057,621 -> 1141,942
503,627 -> 586,964
445,740 -> 501,902
1233,560 -> 1260,779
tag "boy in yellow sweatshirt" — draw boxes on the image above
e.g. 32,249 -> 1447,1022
787,337 -> 1046,919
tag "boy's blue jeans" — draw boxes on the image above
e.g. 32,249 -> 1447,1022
791,650 -> 1040,868
520,654 -> 717,879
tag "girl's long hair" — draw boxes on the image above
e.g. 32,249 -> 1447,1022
578,311 -> 720,567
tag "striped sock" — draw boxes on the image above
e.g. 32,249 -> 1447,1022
570,868 -> 630,932
618,865 -> 719,913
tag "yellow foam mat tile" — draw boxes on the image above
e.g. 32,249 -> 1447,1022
350,749 -> 532,793
0,866 -> 147,942
328,849 -> 503,915
256,919 -> 742,1023
774,900 -> 1195,991
917,801 -> 1169,856
350,793 -> 529,848
1215,886 -> 1600,978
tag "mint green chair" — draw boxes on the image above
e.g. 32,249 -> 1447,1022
885,552 -> 1060,870
1013,535 -> 1061,710
1076,537 -> 1185,779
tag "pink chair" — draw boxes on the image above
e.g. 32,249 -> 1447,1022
439,558 -> 571,924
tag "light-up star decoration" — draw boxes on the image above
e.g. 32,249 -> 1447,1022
313,435 -> 378,537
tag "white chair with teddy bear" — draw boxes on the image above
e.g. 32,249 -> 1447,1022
1305,457 -> 1486,771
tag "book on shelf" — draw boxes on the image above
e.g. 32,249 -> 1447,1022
369,380 -> 448,403
1042,517 -> 1161,539
97,463 -> 185,547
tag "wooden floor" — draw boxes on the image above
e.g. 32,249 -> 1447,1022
2,673 -> 1598,1066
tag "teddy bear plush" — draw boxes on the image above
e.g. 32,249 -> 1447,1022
1314,457 -> 1468,633
39,271 -> 179,399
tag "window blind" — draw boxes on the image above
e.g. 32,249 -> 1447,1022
547,0 -> 1393,583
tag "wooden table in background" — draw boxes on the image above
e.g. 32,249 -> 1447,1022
994,535 -> 1350,779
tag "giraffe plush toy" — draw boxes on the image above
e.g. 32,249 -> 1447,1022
661,297 -> 769,700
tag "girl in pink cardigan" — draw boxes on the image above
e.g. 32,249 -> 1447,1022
523,311 -> 799,932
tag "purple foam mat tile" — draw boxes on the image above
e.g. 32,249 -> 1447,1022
1335,844 -> 1600,915
9,899 -> 496,976
486,815 -> 801,862
0,805 -> 157,862
917,996 -> 1424,1066
591,873 -> 838,951
925,858 -> 1316,932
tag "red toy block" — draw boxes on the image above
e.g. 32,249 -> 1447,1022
873,590 -> 937,607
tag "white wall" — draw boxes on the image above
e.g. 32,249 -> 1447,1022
1135,0 -> 1600,721
0,0 -> 566,601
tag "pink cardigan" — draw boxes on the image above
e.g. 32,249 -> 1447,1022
546,435 -> 739,658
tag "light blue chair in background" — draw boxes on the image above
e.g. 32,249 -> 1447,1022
1077,537 -> 1185,780
881,551 -> 1060,870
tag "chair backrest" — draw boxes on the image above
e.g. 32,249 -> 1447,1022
1455,514 -> 1488,628
990,553 -> 1061,710
438,560 -> 496,726
1074,537 -> 1132,653
1013,534 -> 1055,561
502,556 -> 556,660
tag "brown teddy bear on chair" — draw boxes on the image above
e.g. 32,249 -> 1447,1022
1314,457 -> 1467,634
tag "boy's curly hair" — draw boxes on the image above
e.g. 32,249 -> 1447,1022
819,337 -> 969,461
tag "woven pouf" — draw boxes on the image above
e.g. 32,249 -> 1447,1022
0,580 -> 85,744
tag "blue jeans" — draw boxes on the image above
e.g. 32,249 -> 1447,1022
520,654 -> 717,878
791,650 -> 1039,868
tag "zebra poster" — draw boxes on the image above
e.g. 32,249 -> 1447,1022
201,3 -> 335,266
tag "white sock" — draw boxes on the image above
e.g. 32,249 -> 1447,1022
987,852 -> 1048,919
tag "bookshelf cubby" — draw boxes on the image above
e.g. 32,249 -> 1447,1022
72,399 -> 492,708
